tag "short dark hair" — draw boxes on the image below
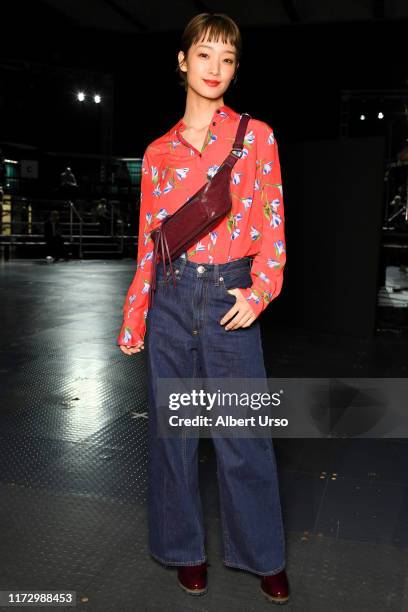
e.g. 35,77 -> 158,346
177,13 -> 242,91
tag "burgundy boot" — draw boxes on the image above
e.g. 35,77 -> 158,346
177,561 -> 208,596
260,568 -> 290,604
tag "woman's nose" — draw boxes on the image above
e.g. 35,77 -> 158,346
209,62 -> 220,75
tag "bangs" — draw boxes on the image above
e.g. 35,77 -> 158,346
193,21 -> 240,55
181,13 -> 242,59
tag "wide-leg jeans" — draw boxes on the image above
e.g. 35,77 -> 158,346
144,253 -> 286,576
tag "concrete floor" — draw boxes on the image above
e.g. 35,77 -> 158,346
0,259 -> 407,612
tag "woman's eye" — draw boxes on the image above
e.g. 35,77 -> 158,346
198,52 -> 233,64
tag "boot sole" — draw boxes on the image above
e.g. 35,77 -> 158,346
261,585 -> 290,604
177,580 -> 208,596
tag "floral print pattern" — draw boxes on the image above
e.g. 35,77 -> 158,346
117,104 -> 286,347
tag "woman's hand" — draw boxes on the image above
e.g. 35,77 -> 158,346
119,340 -> 144,355
220,288 -> 257,330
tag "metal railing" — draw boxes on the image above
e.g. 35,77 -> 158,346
68,200 -> 83,258
0,194 -> 136,260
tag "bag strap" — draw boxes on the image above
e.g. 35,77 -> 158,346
217,112 -> 251,171
232,112 -> 251,156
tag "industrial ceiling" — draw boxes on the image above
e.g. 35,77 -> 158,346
41,0 -> 408,33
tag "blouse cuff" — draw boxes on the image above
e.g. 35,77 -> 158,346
237,287 -> 265,317
117,318 -> 146,347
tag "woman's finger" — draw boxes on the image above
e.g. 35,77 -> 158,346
225,306 -> 252,330
119,343 -> 144,355
230,312 -> 255,329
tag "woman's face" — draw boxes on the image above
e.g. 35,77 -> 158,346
178,32 -> 238,99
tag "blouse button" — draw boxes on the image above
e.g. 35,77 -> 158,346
212,121 -> 216,126
219,276 -> 224,282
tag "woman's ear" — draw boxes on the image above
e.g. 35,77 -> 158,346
178,50 -> 187,73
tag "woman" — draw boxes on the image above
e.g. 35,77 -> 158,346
117,13 -> 290,605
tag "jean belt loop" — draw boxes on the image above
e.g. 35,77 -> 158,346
212,262 -> 217,285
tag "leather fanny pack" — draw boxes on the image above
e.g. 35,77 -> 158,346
148,111 -> 251,307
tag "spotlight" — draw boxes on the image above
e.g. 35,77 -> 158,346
77,92 -> 85,102
378,112 -> 384,119
94,94 -> 101,104
360,114 -> 366,120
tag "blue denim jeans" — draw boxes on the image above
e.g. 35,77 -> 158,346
144,253 -> 286,576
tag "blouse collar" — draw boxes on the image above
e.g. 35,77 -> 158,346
173,103 -> 234,134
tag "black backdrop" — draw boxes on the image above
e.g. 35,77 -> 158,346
267,136 -> 385,338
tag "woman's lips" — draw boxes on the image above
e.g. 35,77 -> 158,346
203,79 -> 221,87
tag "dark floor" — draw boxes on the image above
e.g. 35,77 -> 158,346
0,259 -> 407,612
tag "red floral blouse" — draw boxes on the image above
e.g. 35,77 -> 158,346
117,103 -> 286,347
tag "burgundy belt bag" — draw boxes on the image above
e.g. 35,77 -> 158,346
148,111 -> 251,307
